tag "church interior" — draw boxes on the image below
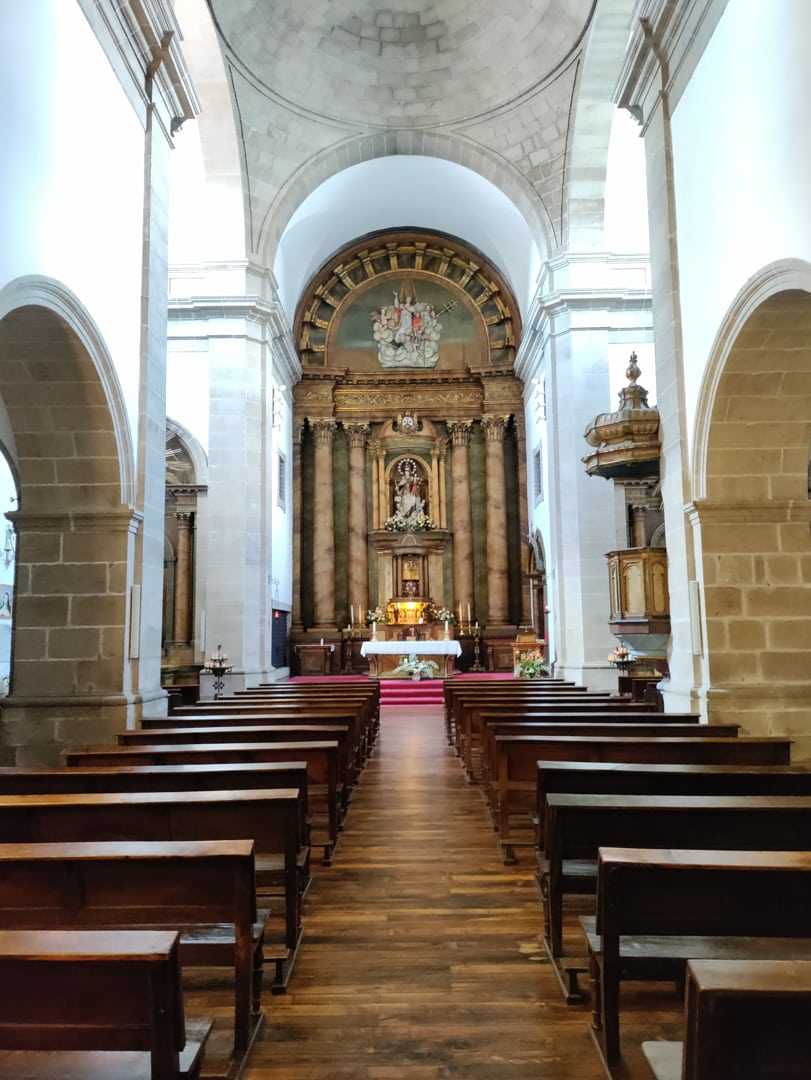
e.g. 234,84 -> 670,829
0,1 -> 810,1077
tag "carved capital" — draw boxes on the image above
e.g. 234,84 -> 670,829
311,418 -> 337,447
175,512 -> 192,528
447,420 -> 473,447
344,422 -> 370,450
481,414 -> 510,442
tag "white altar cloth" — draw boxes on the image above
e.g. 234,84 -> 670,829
360,640 -> 461,658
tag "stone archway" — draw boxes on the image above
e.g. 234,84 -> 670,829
691,287 -> 811,754
0,284 -> 137,765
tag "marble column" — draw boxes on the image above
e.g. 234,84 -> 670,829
482,414 -> 510,625
291,419 -> 304,630
632,505 -> 647,547
447,421 -> 474,621
172,512 -> 192,644
345,423 -> 370,623
311,419 -> 337,629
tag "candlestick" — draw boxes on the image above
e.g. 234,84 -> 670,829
444,619 -> 449,640
467,601 -> 471,625
350,604 -> 354,628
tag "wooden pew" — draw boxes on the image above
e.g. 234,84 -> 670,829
642,958 -> 811,1080
0,928 -> 212,1080
454,692 -> 644,773
480,721 -> 737,807
118,723 -> 359,793
541,793 -> 811,1004
443,679 -> 585,748
0,788 -> 304,992
0,760 -> 310,849
0,839 -> 264,1056
492,734 -> 792,864
535,760 -> 811,849
63,741 -> 343,864
584,847 -> 811,1064
163,705 -> 370,772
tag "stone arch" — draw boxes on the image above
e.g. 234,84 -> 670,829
0,277 -> 138,765
259,132 -> 554,272
691,262 -> 811,752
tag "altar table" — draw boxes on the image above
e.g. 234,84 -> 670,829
360,639 -> 462,678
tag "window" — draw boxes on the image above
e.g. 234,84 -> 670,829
533,445 -> 543,504
277,451 -> 287,510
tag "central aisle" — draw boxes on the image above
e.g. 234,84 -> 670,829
242,707 -> 607,1079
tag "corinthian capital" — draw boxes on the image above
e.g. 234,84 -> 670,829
310,418 -> 337,447
446,420 -> 473,447
481,414 -> 510,442
344,422 -> 370,450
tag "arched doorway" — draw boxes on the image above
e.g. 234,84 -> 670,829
693,287 -> 811,753
0,287 -> 136,765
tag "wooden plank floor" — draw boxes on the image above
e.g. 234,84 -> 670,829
234,707 -> 682,1079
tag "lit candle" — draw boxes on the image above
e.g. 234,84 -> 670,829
467,602 -> 471,625
458,604 -> 462,625
350,604 -> 354,627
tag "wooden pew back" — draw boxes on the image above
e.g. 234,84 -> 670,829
0,928 -> 211,1080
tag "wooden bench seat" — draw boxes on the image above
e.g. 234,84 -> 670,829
161,707 -> 370,772
535,760 -> 811,849
63,741 -> 344,865
0,928 -> 212,1080
492,734 -> 792,864
0,839 -> 264,1056
118,722 -> 358,792
642,958 -> 811,1080
582,847 -> 811,1064
0,787 -> 305,992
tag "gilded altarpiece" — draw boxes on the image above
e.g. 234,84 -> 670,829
292,230 -> 528,673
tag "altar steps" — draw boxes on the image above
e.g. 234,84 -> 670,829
379,678 -> 445,708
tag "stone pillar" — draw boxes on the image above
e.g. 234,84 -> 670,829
447,421 -> 474,620
513,415 -> 531,625
172,513 -> 192,644
311,419 -> 337,629
291,420 -> 304,631
482,414 -> 510,625
345,423 -> 369,622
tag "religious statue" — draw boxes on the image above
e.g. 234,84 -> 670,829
393,458 -> 425,526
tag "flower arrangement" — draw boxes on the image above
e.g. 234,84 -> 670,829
384,511 -> 435,532
392,655 -> 440,679
515,649 -> 548,679
366,607 -> 386,625
433,606 -> 456,624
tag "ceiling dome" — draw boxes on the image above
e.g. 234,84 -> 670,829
209,0 -> 592,128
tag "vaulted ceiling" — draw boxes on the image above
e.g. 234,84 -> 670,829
177,1 -> 639,319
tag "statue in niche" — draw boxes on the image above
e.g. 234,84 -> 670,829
393,458 -> 425,526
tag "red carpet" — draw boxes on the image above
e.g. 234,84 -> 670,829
379,678 -> 445,707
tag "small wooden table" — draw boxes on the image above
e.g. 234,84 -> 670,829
295,643 -> 335,675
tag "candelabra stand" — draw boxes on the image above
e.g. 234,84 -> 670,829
342,626 -> 361,674
470,622 -> 485,672
203,645 -> 233,700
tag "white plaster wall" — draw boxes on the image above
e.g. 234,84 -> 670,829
0,1 -> 145,452
273,156 -> 542,324
672,0 -> 811,449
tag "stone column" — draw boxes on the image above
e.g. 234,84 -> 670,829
172,512 -> 192,644
482,414 -> 510,625
513,415 -> 531,625
631,505 -> 647,547
447,421 -> 474,620
291,419 -> 304,631
437,439 -> 448,529
311,419 -> 337,629
345,423 -> 370,621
